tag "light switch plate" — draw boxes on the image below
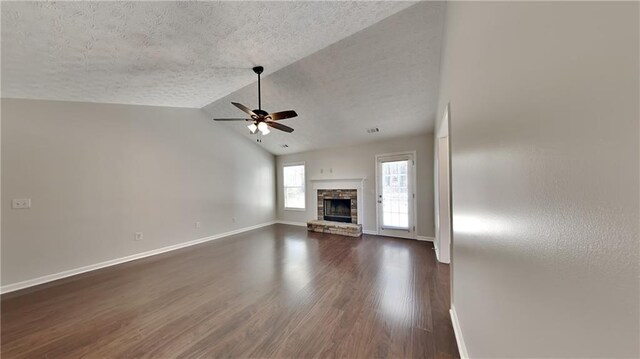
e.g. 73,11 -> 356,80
12,199 -> 31,209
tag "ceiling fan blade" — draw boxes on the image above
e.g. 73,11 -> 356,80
267,121 -> 294,133
231,102 -> 257,117
213,118 -> 250,121
268,110 -> 298,121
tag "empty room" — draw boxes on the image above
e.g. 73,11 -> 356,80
1,1 -> 638,358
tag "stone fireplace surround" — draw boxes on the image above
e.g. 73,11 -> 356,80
310,178 -> 364,224
307,178 -> 364,237
317,189 -> 357,223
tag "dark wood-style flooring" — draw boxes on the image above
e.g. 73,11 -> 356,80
1,224 -> 459,358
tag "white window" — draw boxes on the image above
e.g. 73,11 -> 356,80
283,163 -> 305,209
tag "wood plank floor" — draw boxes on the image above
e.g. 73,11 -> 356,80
1,224 -> 459,358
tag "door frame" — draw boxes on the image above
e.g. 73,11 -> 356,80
374,150 -> 418,239
435,104 -> 452,264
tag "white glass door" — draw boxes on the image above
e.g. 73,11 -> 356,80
376,153 -> 415,239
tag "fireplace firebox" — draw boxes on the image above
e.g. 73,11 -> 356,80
324,199 -> 352,223
317,189 -> 357,224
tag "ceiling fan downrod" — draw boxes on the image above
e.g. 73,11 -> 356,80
253,66 -> 263,111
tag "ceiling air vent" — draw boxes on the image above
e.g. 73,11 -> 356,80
366,127 -> 380,134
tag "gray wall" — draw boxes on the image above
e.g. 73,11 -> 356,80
1,99 -> 276,286
276,134 -> 435,237
437,2 -> 639,358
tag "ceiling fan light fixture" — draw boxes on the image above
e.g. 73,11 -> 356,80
213,66 -> 297,137
257,122 -> 268,132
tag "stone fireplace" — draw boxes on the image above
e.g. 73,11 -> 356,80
307,178 -> 364,237
317,189 -> 357,224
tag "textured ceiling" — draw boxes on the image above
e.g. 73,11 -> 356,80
204,2 -> 445,155
1,1 -> 415,107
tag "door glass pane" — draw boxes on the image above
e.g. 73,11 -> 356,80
381,160 -> 409,228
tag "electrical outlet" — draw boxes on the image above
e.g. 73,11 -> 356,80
12,199 -> 31,209
135,232 -> 143,241
195,221 -> 201,229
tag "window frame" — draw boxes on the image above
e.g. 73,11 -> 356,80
283,161 -> 306,211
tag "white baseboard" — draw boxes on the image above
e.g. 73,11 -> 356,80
362,230 -> 433,240
417,236 -> 435,242
450,305 -> 469,359
276,220 -> 307,227
0,221 -> 277,294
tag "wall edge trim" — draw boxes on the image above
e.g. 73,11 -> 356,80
275,220 -> 307,227
450,305 -> 469,359
417,235 -> 435,242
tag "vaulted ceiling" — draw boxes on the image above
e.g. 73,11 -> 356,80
2,1 -> 445,155
203,2 -> 445,155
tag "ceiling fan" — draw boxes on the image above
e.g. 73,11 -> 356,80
213,66 -> 297,137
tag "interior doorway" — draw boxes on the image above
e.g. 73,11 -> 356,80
375,152 -> 416,239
